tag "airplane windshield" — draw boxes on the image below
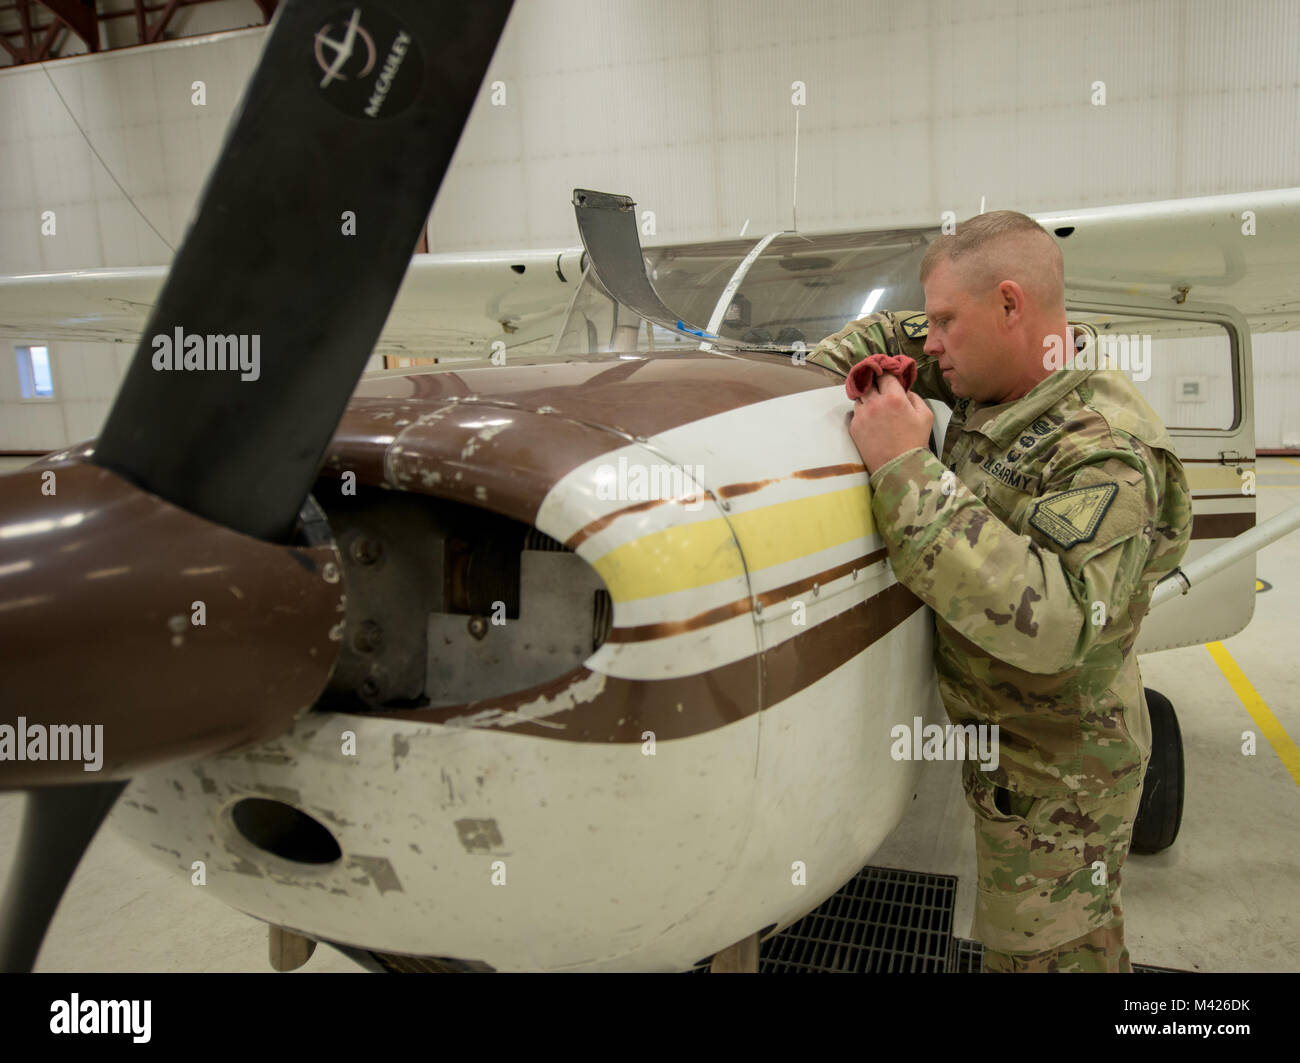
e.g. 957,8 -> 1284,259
552,228 -> 934,356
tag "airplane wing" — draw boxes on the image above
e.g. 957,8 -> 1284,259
0,247 -> 582,355
594,185 -> 1296,340
1039,187 -> 1300,332
1,188 -> 1296,361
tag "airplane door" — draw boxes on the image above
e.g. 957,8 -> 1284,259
1064,292 -> 1256,652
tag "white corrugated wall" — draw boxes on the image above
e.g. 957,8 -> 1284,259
0,0 -> 1297,449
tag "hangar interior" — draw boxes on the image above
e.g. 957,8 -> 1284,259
0,0 -> 1296,973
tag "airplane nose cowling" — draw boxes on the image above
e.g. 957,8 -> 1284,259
0,460 -> 343,787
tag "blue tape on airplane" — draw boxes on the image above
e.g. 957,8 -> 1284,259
675,320 -> 718,339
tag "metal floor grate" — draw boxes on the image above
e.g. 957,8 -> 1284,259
949,935 -> 985,973
693,865 -> 958,973
690,864 -> 1190,973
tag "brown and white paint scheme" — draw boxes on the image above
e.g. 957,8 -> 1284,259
109,353 -> 944,972
109,342 -> 1256,971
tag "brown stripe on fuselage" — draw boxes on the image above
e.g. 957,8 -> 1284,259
606,597 -> 755,643
1192,493 -> 1253,500
565,498 -> 668,550
1191,511 -> 1255,539
605,547 -> 891,643
793,462 -> 866,480
363,579 -> 924,742
755,548 -> 889,608
715,463 -> 866,502
718,478 -> 777,499
1181,457 -> 1255,463
763,581 -> 922,708
565,461 -> 870,549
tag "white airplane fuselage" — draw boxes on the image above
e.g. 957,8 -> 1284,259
111,354 -> 945,972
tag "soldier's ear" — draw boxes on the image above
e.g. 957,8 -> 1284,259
996,280 -> 1026,322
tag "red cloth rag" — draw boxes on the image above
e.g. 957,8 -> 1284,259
846,353 -> 917,400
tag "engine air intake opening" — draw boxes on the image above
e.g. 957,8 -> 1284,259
231,798 -> 342,864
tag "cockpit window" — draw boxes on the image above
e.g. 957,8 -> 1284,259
551,228 -> 935,356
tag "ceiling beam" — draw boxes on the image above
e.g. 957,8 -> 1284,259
17,0 -> 33,56
34,0 -> 98,52
142,0 -> 179,43
32,13 -> 58,57
1,0 -> 252,63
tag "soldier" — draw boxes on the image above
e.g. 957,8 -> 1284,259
808,211 -> 1192,972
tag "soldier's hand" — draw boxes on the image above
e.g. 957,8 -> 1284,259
849,373 -> 934,475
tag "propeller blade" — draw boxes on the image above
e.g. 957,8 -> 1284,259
0,0 -> 516,971
94,0 -> 515,542
0,781 -> 127,972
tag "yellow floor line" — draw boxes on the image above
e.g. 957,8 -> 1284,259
1280,456 -> 1300,469
1205,641 -> 1300,788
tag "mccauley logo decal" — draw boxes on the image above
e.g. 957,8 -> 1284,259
312,6 -> 423,120
314,8 -> 377,88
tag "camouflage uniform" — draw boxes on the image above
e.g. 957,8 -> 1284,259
810,312 -> 1193,972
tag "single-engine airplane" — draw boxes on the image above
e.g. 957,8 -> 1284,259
2,0 -> 1299,974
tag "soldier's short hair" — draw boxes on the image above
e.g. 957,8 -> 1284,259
920,211 -> 1065,312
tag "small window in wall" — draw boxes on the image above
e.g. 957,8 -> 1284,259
16,346 -> 54,399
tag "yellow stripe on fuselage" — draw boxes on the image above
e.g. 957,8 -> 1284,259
729,485 -> 877,572
591,485 -> 876,603
1183,465 -> 1251,492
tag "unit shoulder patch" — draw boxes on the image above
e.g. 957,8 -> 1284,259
1029,482 -> 1118,548
898,313 -> 928,340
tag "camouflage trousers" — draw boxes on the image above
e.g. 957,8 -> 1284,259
962,764 -> 1144,972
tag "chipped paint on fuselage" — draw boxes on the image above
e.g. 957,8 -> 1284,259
111,353 -> 942,972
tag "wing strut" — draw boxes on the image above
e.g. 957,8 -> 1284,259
1149,500 -> 1300,609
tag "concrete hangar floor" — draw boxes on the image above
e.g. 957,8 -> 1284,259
0,457 -> 1296,973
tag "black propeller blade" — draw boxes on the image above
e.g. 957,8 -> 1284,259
95,0 -> 514,542
0,781 -> 127,974
0,0 -> 515,971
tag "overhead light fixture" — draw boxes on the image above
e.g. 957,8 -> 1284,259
858,288 -> 885,317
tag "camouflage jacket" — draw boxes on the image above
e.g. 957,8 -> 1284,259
809,312 -> 1193,798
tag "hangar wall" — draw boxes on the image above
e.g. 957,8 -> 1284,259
0,0 -> 1297,450
444,0 -> 1300,246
